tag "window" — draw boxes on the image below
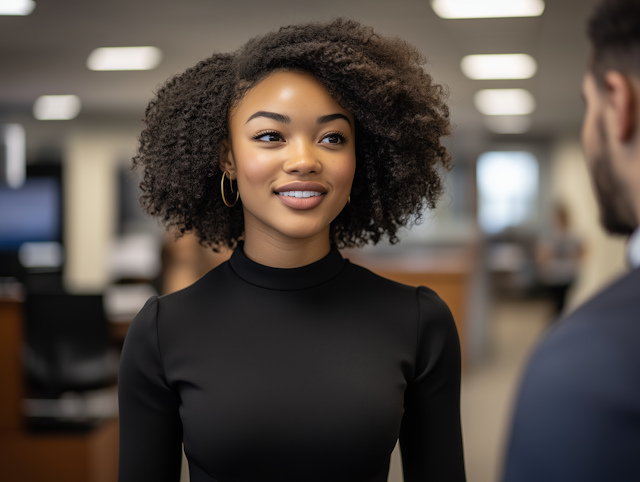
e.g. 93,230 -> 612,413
477,151 -> 538,234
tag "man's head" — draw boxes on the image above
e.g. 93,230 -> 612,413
582,0 -> 640,235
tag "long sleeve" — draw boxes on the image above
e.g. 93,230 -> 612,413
118,296 -> 183,482
399,286 -> 466,481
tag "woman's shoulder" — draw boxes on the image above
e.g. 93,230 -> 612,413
343,262 -> 461,382
344,260 -> 455,332
131,260 -> 236,336
343,260 -> 417,293
158,259 -> 234,305
126,261 -> 237,353
345,261 -> 450,307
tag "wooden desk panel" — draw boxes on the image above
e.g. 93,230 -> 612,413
0,300 -> 24,430
0,418 -> 119,482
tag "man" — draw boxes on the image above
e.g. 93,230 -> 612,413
503,1 -> 640,480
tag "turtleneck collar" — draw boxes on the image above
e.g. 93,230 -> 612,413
627,226 -> 640,269
228,241 -> 347,290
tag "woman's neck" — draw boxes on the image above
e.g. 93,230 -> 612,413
242,225 -> 332,269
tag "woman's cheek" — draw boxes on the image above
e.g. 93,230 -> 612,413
237,151 -> 278,192
334,154 -> 357,191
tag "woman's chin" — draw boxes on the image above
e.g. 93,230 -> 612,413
270,221 -> 331,242
242,203 -> 335,242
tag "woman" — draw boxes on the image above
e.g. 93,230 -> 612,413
119,19 -> 465,482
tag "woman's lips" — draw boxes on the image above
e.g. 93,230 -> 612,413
276,191 -> 325,210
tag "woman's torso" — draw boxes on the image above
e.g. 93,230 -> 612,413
118,245 -> 464,482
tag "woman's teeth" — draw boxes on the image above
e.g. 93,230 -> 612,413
278,191 -> 322,198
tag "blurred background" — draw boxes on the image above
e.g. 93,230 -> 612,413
0,0 -> 631,481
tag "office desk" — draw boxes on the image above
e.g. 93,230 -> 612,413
0,299 -> 119,482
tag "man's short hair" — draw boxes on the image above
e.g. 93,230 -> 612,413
588,0 -> 640,87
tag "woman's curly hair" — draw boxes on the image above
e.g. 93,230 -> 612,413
133,18 -> 452,250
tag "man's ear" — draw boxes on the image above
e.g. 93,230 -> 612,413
219,138 -> 237,179
604,70 -> 636,143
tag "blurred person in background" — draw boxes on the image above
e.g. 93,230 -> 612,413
118,19 -> 466,482
504,1 -> 640,480
160,231 -> 231,295
536,203 -> 584,318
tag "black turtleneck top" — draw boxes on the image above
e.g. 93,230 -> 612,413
118,244 -> 465,482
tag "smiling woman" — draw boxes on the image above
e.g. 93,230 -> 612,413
221,71 -> 356,267
120,18 -> 465,482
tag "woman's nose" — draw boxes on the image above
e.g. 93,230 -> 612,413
282,140 -> 322,175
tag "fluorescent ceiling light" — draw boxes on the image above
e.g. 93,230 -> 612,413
432,0 -> 544,19
474,89 -> 535,116
87,46 -> 162,71
0,0 -> 35,15
484,115 -> 532,134
33,95 -> 81,120
2,124 -> 26,189
461,54 -> 537,79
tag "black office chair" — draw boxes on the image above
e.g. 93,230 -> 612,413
24,293 -> 118,398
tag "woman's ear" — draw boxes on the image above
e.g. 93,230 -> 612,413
219,138 -> 237,179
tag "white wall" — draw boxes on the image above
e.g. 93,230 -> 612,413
549,139 -> 628,311
63,129 -> 137,293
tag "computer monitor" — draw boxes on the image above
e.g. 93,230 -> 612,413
0,164 -> 63,280
0,177 -> 61,251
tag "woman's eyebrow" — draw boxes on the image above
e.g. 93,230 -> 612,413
246,111 -> 290,124
317,113 -> 351,126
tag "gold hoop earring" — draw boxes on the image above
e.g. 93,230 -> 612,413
221,171 -> 239,207
348,195 -> 351,205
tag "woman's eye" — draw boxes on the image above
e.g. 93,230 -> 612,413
320,134 -> 345,144
255,132 -> 282,142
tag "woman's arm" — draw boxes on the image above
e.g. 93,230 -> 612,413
118,296 -> 183,482
399,287 -> 466,481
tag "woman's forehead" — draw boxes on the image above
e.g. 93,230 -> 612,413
230,71 -> 353,125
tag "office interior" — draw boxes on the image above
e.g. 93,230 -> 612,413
0,0 -> 629,481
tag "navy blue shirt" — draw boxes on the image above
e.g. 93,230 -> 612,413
504,267 -> 640,482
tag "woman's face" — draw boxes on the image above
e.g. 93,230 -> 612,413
223,71 -> 356,244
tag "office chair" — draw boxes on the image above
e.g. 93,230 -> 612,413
24,293 -> 118,398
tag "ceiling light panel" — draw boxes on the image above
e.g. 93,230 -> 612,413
432,0 -> 545,19
87,47 -> 162,71
33,95 -> 81,120
0,0 -> 35,15
461,54 -> 537,79
474,89 -> 535,116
